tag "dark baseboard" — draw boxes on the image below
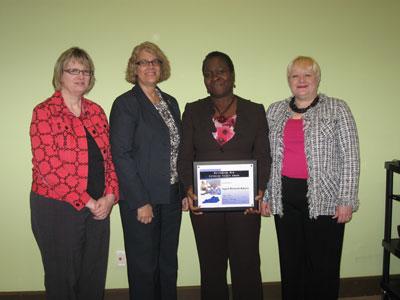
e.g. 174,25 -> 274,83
0,275 -> 383,299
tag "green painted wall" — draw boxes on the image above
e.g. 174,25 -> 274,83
1,0 -> 399,292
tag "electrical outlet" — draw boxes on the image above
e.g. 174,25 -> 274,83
116,250 -> 126,267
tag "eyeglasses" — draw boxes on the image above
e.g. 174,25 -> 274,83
135,59 -> 162,67
63,69 -> 93,76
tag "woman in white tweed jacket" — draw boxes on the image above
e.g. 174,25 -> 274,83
262,56 -> 360,300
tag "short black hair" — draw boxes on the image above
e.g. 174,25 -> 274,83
202,51 -> 235,74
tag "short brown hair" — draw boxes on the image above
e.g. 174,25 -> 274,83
125,41 -> 171,84
52,47 -> 96,93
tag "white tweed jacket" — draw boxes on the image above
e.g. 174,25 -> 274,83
266,93 -> 360,218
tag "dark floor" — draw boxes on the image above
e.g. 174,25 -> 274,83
0,293 -> 383,300
340,297 -> 380,300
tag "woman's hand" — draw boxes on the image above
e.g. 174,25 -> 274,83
260,201 -> 271,217
244,189 -> 264,215
333,205 -> 353,223
137,204 -> 154,224
92,194 -> 115,220
85,198 -> 99,214
187,186 -> 203,215
182,197 -> 189,211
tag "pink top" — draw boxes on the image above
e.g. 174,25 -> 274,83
212,115 -> 237,146
281,119 -> 308,179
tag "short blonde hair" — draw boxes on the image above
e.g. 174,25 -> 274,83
125,41 -> 171,84
52,47 -> 96,93
287,56 -> 321,83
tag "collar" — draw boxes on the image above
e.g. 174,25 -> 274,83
50,91 -> 89,118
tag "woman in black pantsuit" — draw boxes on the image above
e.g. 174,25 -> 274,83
110,41 -> 183,300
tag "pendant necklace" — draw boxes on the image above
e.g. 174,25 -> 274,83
213,97 -> 236,123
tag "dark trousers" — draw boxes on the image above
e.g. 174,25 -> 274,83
274,177 -> 345,300
30,192 -> 110,300
119,184 -> 182,300
191,211 -> 263,300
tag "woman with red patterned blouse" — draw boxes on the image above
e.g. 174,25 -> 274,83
29,47 -> 119,300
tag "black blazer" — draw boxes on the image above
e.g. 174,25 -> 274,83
110,84 -> 182,210
178,96 -> 271,192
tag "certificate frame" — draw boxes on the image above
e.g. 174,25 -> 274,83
193,160 -> 257,211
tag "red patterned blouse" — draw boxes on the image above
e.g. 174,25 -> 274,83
30,91 -> 119,210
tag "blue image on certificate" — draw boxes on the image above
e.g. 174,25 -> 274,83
202,196 -> 220,204
221,189 -> 250,205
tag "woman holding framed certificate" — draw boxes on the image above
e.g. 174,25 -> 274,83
178,51 -> 271,300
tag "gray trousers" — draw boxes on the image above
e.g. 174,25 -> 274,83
30,192 -> 110,300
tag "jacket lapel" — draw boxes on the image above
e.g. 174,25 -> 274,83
132,85 -> 170,137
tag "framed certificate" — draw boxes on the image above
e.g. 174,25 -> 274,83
193,160 -> 257,211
